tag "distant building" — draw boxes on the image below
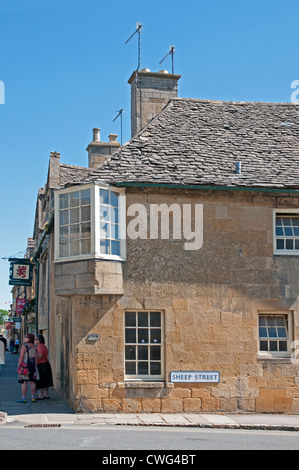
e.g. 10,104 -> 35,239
30,68 -> 299,413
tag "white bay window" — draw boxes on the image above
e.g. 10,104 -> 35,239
54,183 -> 126,261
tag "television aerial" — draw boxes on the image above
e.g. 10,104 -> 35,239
113,108 -> 125,145
159,45 -> 175,74
125,22 -> 143,71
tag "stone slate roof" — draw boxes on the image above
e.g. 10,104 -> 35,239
59,163 -> 91,188
65,98 -> 299,190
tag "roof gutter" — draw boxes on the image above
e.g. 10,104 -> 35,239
114,182 -> 299,194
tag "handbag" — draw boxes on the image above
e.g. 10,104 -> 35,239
17,361 -> 29,376
25,344 -> 36,376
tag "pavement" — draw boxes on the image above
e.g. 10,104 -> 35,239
1,351 -> 299,431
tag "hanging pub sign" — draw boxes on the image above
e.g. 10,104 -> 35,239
9,258 -> 33,286
16,298 -> 26,314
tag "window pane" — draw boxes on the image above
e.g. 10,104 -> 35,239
100,189 -> 109,205
100,206 -> 109,221
81,238 -> 91,254
138,346 -> 148,360
70,191 -> 80,207
260,341 -> 268,351
70,224 -> 80,240
279,341 -> 288,352
81,205 -> 90,222
151,329 -> 161,344
259,327 -> 268,338
286,239 -> 293,250
81,222 -> 91,238
110,224 -> 119,240
59,194 -> 69,209
282,217 -> 292,226
267,317 -> 275,327
293,217 -> 299,226
150,362 -> 161,375
70,208 -> 79,224
100,222 -> 110,239
125,329 -> 136,344
295,240 -> 299,250
111,240 -> 120,256
277,327 -> 287,338
59,242 -> 69,258
81,189 -> 90,205
70,240 -> 80,256
285,227 -> 293,237
100,239 -> 110,254
110,207 -> 119,223
138,362 -> 148,375
59,226 -> 69,241
59,210 -> 69,225
150,312 -> 161,327
150,346 -> 161,361
276,227 -> 284,236
125,362 -> 136,375
138,329 -> 148,344
275,316 -> 285,326
110,191 -> 119,207
268,327 -> 277,338
270,341 -> 278,351
125,312 -> 136,327
259,316 -> 266,326
138,312 -> 148,327
125,346 -> 136,360
276,239 -> 284,250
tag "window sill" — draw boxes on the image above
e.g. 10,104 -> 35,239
114,381 -> 173,389
54,255 -> 126,263
273,251 -> 299,256
258,355 -> 292,363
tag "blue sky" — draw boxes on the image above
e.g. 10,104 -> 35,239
0,0 -> 299,306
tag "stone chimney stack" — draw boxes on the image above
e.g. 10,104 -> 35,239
128,68 -> 181,137
86,128 -> 120,169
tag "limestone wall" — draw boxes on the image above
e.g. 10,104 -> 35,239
53,187 -> 299,413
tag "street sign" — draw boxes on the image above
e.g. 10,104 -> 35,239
12,317 -> 22,323
170,371 -> 220,383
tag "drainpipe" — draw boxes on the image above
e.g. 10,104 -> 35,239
34,260 -> 39,334
30,210 -> 54,335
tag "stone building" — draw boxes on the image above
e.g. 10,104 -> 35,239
31,68 -> 299,413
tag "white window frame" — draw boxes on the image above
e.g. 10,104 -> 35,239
258,311 -> 292,359
54,183 -> 126,262
124,310 -> 164,381
273,208 -> 299,256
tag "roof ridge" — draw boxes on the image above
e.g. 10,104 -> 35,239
171,96 -> 298,106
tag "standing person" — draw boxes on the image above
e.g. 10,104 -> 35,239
0,338 -> 4,372
0,335 -> 7,351
17,334 -> 37,403
15,338 -> 20,354
35,335 -> 53,399
9,338 -> 14,354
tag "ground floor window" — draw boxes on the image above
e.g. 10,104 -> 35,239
124,310 -> 164,380
258,313 -> 291,358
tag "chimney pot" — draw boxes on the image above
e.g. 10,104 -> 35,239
92,128 -> 100,142
109,134 -> 118,143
